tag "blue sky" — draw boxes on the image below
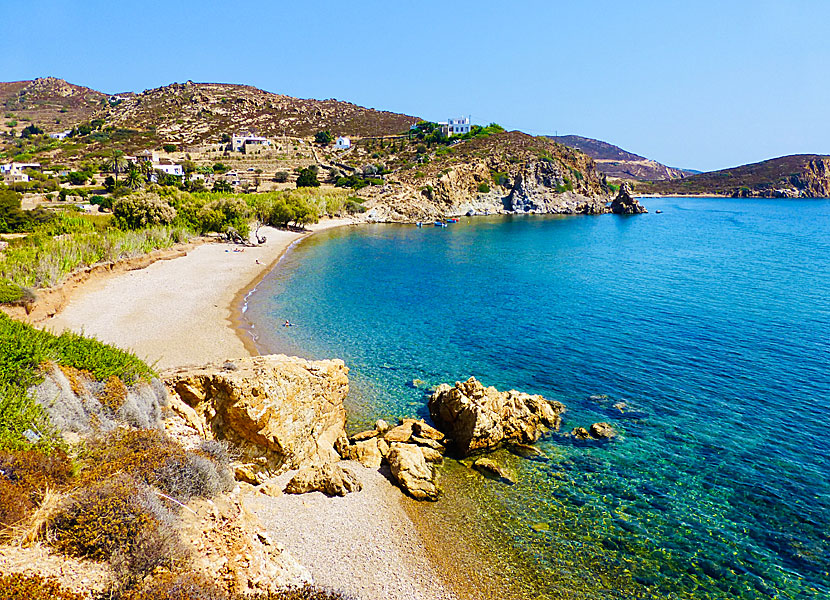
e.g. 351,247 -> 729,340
3,0 -> 828,171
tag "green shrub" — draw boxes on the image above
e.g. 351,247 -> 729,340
273,171 -> 289,183
296,167 -> 320,188
314,131 -> 332,146
113,193 -> 177,229
0,278 -> 32,305
196,197 -> 250,236
477,182 -> 490,193
162,144 -> 176,153
0,573 -> 83,600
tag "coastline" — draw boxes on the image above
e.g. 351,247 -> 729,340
45,216 -> 463,600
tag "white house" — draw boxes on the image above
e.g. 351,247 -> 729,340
136,149 -> 160,163
335,136 -> 351,150
440,116 -> 472,137
231,133 -> 271,153
49,130 -> 71,140
1,162 -> 41,183
153,160 -> 184,177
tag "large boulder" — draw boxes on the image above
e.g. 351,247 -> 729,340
428,377 -> 564,456
386,443 -> 440,501
164,355 -> 349,483
283,464 -> 362,497
609,182 -> 648,214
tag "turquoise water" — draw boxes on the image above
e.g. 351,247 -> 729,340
245,198 -> 830,599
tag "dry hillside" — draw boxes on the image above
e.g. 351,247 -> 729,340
0,77 -> 107,136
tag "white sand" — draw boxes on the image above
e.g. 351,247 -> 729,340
47,220 -> 352,370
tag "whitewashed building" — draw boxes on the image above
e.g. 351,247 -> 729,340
49,130 -> 71,140
231,133 -> 271,153
335,136 -> 351,149
1,162 -> 41,183
153,160 -> 184,177
441,116 -> 472,137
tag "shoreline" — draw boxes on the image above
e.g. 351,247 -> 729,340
44,216 -> 465,600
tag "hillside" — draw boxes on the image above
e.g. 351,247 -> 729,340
0,77 -> 107,136
550,135 -> 691,181
358,131 -> 611,221
102,81 -> 420,145
635,154 -> 830,198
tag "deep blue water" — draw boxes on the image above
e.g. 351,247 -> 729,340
245,198 -> 830,599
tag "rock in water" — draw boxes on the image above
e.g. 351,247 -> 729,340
609,182 -> 648,214
590,422 -> 617,439
473,457 -> 516,484
428,376 -> 565,456
386,443 -> 440,501
284,464 -> 362,496
164,355 -> 349,483
571,427 -> 591,440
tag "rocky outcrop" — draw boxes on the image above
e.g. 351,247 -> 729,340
589,422 -> 616,439
609,182 -> 648,214
164,355 -> 349,483
386,443 -> 440,501
284,464 -> 362,497
428,377 -> 565,456
472,457 -> 516,484
179,490 -> 311,595
508,160 -> 607,214
336,418 -> 445,501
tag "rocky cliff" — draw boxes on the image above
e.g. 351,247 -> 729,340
164,355 -> 349,483
361,131 -> 611,222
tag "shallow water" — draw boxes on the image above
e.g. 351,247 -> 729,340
245,198 -> 830,599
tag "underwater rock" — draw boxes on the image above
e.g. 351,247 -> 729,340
473,457 -> 516,484
590,422 -> 616,439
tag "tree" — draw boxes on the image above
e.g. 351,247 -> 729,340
296,167 -> 320,188
314,131 -> 333,146
67,171 -> 88,186
162,144 -> 176,153
213,180 -> 232,193
272,171 -> 289,183
104,175 -> 116,193
125,166 -> 143,189
20,124 -> 44,138
212,163 -> 229,174
113,192 -> 176,229
139,160 -> 155,182
106,150 -> 127,187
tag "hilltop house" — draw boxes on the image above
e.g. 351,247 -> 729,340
440,116 -> 471,137
231,133 -> 271,153
335,136 -> 351,150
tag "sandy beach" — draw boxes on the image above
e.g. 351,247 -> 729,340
47,219 -> 352,370
46,217 -> 460,600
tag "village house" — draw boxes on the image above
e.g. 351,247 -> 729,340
231,133 -> 271,153
335,136 -> 351,150
152,159 -> 184,177
49,130 -> 71,140
440,116 -> 472,137
1,162 -> 41,184
136,149 -> 160,163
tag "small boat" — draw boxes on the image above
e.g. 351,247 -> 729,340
434,221 -> 447,227
416,222 -> 422,227
446,218 -> 459,223
655,210 -> 663,214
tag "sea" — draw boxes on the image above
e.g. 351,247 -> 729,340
243,197 -> 830,599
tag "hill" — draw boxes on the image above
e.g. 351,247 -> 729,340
549,135 -> 691,181
0,77 -> 107,136
635,154 -> 830,198
102,81 -> 420,145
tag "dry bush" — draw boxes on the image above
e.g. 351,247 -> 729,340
0,449 -> 72,529
0,572 -> 84,600
101,375 -> 129,411
49,474 -> 185,582
258,586 -> 353,600
79,428 -> 234,503
122,571 -> 226,600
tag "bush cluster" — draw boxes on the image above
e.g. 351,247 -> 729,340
0,573 -> 83,600
113,192 -> 177,229
0,448 -> 72,528
78,428 -> 234,503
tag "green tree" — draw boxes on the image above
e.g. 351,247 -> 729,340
314,131 -> 333,146
213,181 -> 232,193
296,167 -> 320,188
67,171 -> 88,186
106,150 -> 127,188
20,124 -> 44,138
113,192 -> 176,229
162,144 -> 176,153
125,166 -> 143,190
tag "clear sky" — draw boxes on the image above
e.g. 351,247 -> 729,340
3,0 -> 828,171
